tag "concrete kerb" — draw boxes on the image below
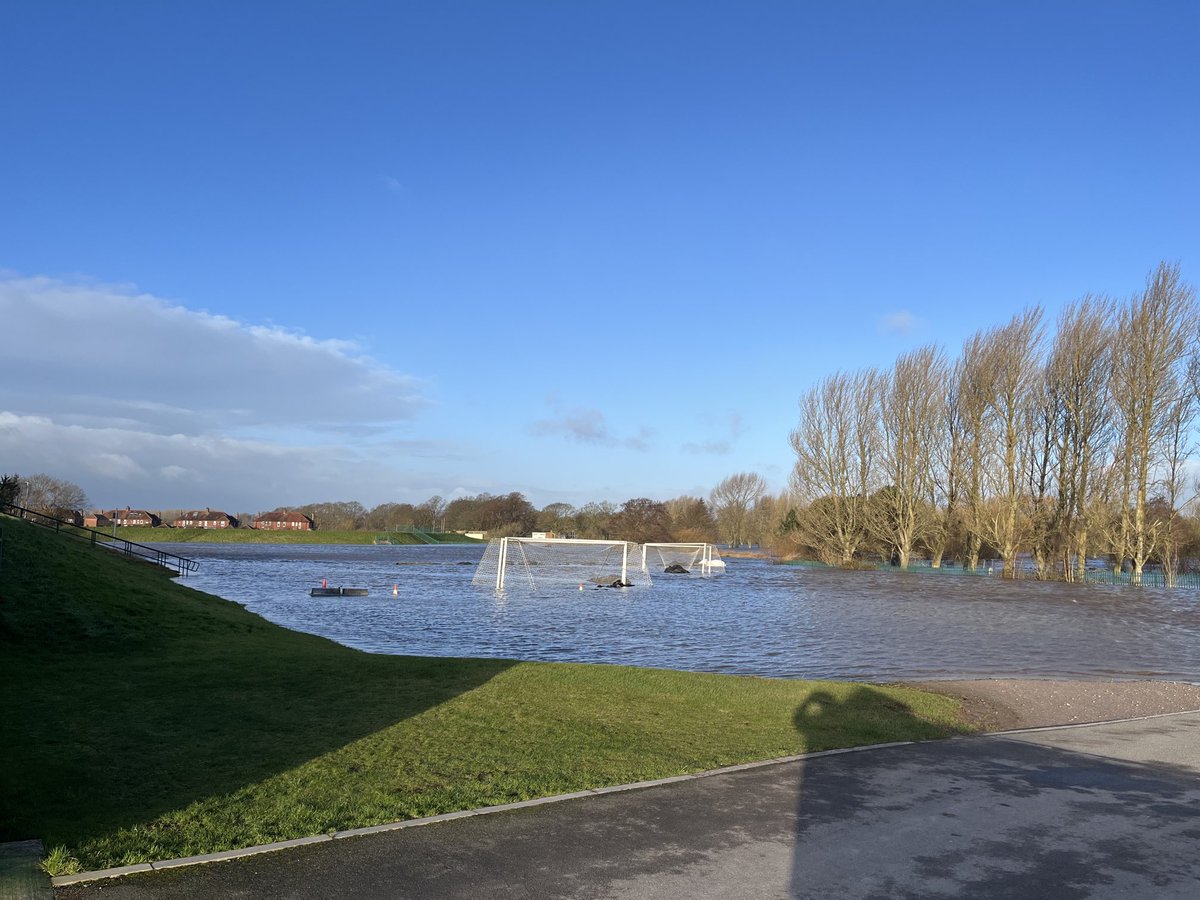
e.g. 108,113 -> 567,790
984,705 -> 1200,737
49,707 -> 1200,888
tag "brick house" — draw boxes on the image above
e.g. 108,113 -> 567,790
87,508 -> 160,528
254,510 -> 316,531
173,508 -> 239,529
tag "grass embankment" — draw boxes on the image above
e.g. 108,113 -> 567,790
0,514 -> 971,874
88,527 -> 480,545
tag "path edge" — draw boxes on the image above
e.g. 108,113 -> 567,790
51,707 -> 1200,887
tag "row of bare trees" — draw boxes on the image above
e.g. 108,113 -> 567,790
788,262 -> 1199,582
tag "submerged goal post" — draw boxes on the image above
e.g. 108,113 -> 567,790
474,537 -> 645,591
640,542 -> 725,574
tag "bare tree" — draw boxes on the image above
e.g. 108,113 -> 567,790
19,472 -> 89,519
665,495 -> 716,542
415,495 -> 447,530
956,333 -> 995,571
364,502 -> 418,530
870,345 -> 947,568
1111,262 -> 1197,582
296,500 -> 367,531
790,369 -> 881,564
1047,296 -> 1115,580
1159,393 -> 1195,585
923,362 -> 964,568
573,501 -> 617,539
979,308 -> 1044,577
1024,363 -> 1059,578
709,472 -> 769,548
537,502 -> 577,536
611,498 -> 673,543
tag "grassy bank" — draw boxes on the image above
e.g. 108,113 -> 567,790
0,514 -> 971,874
89,526 -> 481,545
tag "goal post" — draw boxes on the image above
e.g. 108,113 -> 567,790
640,542 -> 725,575
472,537 -> 648,591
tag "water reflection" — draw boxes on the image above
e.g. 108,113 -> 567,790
159,543 -> 1200,682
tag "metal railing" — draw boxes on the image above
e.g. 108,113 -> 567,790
1,503 -> 199,576
377,526 -> 439,544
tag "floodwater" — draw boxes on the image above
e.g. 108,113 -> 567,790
154,543 -> 1200,682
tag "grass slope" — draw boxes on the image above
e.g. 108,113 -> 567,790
0,515 -> 970,874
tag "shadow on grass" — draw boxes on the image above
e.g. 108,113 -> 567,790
0,515 -> 513,866
791,686 -> 957,755
2,645 -> 514,866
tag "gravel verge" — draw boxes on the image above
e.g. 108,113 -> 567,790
905,679 -> 1200,731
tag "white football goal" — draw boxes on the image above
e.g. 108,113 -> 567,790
473,537 -> 650,591
640,542 -> 725,575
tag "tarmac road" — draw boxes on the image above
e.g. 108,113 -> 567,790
57,711 -> 1200,899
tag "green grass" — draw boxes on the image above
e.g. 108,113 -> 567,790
93,526 -> 480,545
0,514 -> 971,873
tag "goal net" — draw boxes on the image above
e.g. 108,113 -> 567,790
640,542 -> 725,575
473,537 -> 651,591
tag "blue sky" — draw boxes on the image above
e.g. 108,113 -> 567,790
2,1 -> 1197,511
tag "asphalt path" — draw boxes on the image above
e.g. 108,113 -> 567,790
57,712 -> 1200,899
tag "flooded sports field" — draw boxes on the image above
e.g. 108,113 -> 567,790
156,543 -> 1200,683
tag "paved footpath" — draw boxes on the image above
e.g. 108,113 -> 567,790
58,712 -> 1200,900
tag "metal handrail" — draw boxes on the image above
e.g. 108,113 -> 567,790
1,503 -> 199,576
387,525 -> 439,544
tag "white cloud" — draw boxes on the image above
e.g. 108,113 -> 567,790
0,275 -> 447,509
0,275 -> 425,435
0,412 -> 457,511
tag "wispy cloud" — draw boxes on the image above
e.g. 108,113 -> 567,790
880,309 -> 918,335
529,400 -> 652,451
681,410 -> 743,455
381,175 -> 404,193
682,440 -> 731,455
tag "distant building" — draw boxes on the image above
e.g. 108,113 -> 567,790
61,510 -> 84,526
254,510 -> 315,531
89,508 -> 161,527
174,508 -> 239,529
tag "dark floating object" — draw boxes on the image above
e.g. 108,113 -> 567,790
310,587 -> 369,597
589,577 -> 632,588
663,563 -> 690,574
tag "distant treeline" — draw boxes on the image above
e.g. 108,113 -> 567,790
283,475 -> 783,547
0,473 -> 788,549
